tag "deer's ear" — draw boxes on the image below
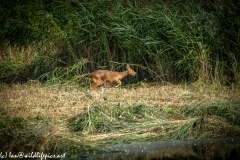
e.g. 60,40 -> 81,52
126,64 -> 130,69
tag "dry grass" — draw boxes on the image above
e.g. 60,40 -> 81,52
0,82 -> 240,155
0,82 -> 237,117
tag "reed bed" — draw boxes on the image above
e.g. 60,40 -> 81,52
1,0 -> 240,85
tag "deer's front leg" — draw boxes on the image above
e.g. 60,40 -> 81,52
115,80 -> 122,87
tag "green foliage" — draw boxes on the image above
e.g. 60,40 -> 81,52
74,106 -> 116,133
170,117 -> 205,140
167,108 -> 175,115
182,102 -> 240,125
74,104 -> 160,133
0,0 -> 239,84
39,59 -> 89,85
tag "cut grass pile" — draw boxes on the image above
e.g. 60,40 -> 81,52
0,82 -> 240,156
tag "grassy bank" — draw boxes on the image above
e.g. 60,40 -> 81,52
0,82 -> 239,157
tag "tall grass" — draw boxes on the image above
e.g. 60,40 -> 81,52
0,0 -> 239,85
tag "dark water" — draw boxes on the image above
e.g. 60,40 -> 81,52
66,137 -> 240,160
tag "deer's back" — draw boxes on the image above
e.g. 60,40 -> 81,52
91,70 -> 122,82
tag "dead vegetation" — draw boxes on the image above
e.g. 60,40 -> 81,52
0,82 -> 240,156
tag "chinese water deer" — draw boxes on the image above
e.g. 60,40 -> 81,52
91,64 -> 137,90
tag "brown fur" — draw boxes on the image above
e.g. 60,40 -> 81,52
91,64 -> 137,90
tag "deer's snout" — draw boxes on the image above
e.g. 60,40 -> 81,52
131,71 -> 137,76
